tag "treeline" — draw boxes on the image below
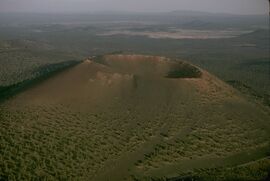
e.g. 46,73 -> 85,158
0,60 -> 80,103
227,80 -> 270,107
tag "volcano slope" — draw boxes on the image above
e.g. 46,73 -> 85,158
0,55 -> 269,180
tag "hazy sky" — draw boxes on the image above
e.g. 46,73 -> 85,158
0,0 -> 268,14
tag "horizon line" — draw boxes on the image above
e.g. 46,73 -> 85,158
0,9 -> 268,16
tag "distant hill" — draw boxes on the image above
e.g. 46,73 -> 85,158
0,11 -> 268,29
